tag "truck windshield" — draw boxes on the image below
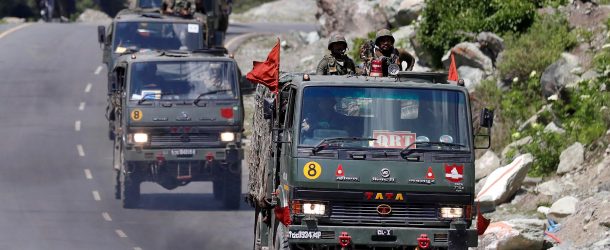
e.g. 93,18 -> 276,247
298,86 -> 470,151
129,61 -> 237,101
138,0 -> 162,8
113,21 -> 203,53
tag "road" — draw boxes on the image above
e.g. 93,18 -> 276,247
0,21 -> 314,250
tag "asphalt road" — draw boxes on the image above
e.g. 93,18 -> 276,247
0,21 -> 314,250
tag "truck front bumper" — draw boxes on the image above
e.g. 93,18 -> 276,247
287,223 -> 477,248
123,145 -> 243,163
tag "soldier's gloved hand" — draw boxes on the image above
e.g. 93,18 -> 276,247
301,118 -> 310,132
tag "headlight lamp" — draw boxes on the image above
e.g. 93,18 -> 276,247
133,133 -> 149,143
220,132 -> 235,142
303,203 -> 326,215
440,207 -> 463,218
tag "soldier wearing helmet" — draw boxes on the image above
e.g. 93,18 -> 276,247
316,34 -> 356,75
360,29 -> 416,76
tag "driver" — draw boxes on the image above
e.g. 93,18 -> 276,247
300,95 -> 347,139
132,62 -> 163,99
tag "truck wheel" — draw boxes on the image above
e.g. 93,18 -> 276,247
213,179 -> 224,200
122,174 -> 141,208
222,163 -> 241,209
274,223 -> 290,250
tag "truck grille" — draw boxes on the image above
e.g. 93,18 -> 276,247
329,201 -> 438,226
150,134 -> 220,147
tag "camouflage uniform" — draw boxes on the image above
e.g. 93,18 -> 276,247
316,35 -> 356,75
162,0 -> 196,16
360,29 -> 416,76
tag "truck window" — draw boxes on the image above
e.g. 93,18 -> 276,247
298,86 -> 470,150
138,0 -> 163,8
113,21 -> 204,53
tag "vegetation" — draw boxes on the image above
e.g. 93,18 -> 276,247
349,31 -> 376,64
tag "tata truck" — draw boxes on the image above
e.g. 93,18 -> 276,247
247,72 -> 493,249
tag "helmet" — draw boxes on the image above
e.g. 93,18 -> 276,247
327,34 -> 348,50
375,29 -> 395,46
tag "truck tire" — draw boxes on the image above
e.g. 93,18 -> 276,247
222,163 -> 241,209
274,223 -> 290,250
123,173 -> 141,209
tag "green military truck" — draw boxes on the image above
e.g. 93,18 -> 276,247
247,72 -> 493,249
108,49 -> 247,209
133,0 -> 231,47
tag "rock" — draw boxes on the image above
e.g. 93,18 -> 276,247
537,206 -> 550,215
476,154 -> 534,207
591,238 -> 610,250
536,179 -> 565,198
233,0 -> 317,23
557,142 -> 585,175
317,0 -> 388,38
76,9 -> 112,23
392,25 -> 416,49
544,122 -> 566,134
548,196 -> 579,219
475,176 -> 487,195
477,219 -> 546,250
475,150 -> 501,180
501,136 -> 533,161
379,0 -> 425,26
476,32 -> 504,64
410,36 -> 434,67
442,42 -> 494,75
1,17 -> 25,24
517,104 -> 553,131
540,53 -> 582,98
581,69 -> 600,81
457,66 -> 484,92
300,31 -> 320,45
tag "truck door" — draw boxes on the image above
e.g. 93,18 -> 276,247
278,88 -> 296,181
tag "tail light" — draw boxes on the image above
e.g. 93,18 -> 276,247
205,152 -> 214,162
370,59 -> 383,77
220,108 -> 234,119
274,206 -> 291,226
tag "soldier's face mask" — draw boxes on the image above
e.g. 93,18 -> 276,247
330,43 -> 347,56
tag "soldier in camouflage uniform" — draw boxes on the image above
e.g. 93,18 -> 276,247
162,0 -> 196,16
360,29 -> 416,76
316,35 -> 356,75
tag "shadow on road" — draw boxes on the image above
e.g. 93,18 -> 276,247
134,193 -> 254,212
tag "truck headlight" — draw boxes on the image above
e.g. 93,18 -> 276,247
440,207 -> 463,218
303,203 -> 326,215
220,132 -> 235,142
133,133 -> 149,143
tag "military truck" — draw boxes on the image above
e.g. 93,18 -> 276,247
108,49 -> 247,209
133,0 -> 231,47
247,72 -> 494,249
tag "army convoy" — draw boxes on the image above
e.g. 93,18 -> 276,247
247,72 -> 493,249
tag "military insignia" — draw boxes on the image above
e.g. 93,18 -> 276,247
445,164 -> 464,183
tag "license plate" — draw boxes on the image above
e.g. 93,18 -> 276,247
170,149 -> 196,157
376,229 -> 393,236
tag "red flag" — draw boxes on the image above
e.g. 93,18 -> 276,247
246,38 -> 280,93
448,52 -> 459,82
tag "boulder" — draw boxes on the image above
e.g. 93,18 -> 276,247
581,69 -> 600,81
317,0 -> 388,38
536,179 -> 565,198
591,238 -> 610,250
477,219 -> 546,250
544,122 -> 566,134
392,25 -> 416,49
475,150 -> 501,180
501,136 -> 533,161
556,142 -> 585,175
442,42 -> 494,75
379,0 -> 425,26
537,206 -> 550,215
410,36 -> 434,67
476,32 -> 504,64
517,104 -> 553,131
77,9 -> 112,23
233,0 -> 317,23
457,66 -> 484,92
548,196 -> 579,220
540,53 -> 582,98
476,154 -> 534,207
299,31 -> 320,45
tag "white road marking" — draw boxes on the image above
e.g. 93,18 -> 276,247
94,66 -> 103,75
92,190 -> 101,201
134,248 -> 143,250
102,212 -> 112,221
78,102 -> 86,111
75,120 -> 81,131
0,23 -> 32,40
84,169 -> 92,179
84,83 -> 92,93
77,144 -> 85,157
115,229 -> 128,238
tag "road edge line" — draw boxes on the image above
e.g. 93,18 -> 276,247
0,23 -> 33,40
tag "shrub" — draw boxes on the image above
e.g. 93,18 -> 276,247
592,48 -> 610,73
497,13 -> 576,82
349,31 -> 376,64
416,0 -> 536,68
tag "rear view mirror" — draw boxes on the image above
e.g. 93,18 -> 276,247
240,75 -> 255,95
480,108 -> 494,128
97,25 -> 106,44
474,108 -> 494,149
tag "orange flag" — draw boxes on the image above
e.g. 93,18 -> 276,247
246,38 -> 280,93
448,52 -> 459,82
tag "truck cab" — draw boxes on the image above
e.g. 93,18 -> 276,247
249,72 -> 493,249
109,49 -> 246,209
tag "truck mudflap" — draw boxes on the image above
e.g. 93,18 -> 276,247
286,223 -> 477,248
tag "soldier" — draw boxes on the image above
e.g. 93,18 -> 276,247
360,29 -> 416,76
316,35 -> 356,75
162,0 -> 196,16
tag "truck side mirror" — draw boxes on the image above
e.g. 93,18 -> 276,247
263,98 -> 274,120
480,108 -> 494,128
97,25 -> 106,44
240,76 -> 256,95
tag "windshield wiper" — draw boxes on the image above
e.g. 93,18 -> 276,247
400,141 -> 467,159
312,137 -> 376,154
137,93 -> 166,104
193,89 -> 232,105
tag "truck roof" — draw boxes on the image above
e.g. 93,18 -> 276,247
284,72 -> 466,91
114,9 -> 202,23
114,49 -> 234,65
